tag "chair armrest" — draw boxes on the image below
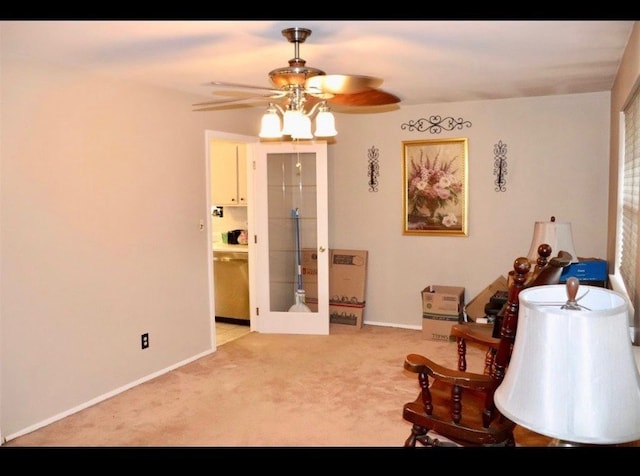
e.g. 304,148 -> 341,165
450,323 -> 500,348
404,353 -> 495,391
527,250 -> 573,286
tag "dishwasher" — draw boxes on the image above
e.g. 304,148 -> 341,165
213,250 -> 250,322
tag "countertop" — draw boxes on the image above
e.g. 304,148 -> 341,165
213,243 -> 248,253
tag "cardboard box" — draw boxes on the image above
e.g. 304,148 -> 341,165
304,297 -> 318,312
560,259 -> 608,285
301,248 -> 368,326
421,285 -> 465,341
422,313 -> 461,342
329,249 -> 367,302
330,303 -> 365,327
464,276 -> 509,322
329,249 -> 368,327
421,285 -> 465,317
301,248 -> 319,305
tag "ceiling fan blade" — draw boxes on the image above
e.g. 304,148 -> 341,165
303,95 -> 323,109
305,75 -> 384,95
327,89 -> 401,107
193,95 -> 274,111
305,90 -> 335,100
210,81 -> 282,94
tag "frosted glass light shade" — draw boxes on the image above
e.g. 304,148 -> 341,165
291,114 -> 313,139
282,109 -> 303,136
314,110 -> 337,137
527,220 -> 579,263
259,109 -> 282,138
494,284 -> 640,445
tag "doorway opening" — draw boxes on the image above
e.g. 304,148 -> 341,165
206,130 -> 258,348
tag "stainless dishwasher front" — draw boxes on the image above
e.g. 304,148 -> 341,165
213,251 -> 250,321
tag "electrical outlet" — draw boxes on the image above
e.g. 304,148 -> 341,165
141,333 -> 149,349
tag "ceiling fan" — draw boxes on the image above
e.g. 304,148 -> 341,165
192,27 -> 400,139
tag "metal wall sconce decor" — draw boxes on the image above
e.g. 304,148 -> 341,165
400,115 -> 472,134
493,140 -> 508,192
368,145 -> 380,192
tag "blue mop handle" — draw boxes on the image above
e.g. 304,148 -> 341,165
292,208 -> 303,291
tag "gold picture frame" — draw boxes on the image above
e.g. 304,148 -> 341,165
402,138 -> 468,236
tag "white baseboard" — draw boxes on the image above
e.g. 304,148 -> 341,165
4,348 -> 216,443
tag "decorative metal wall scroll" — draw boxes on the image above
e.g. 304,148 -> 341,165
367,145 -> 380,192
400,115 -> 472,134
493,140 -> 508,192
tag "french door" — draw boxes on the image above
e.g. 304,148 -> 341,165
251,141 -> 329,335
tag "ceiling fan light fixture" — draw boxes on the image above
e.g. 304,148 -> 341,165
259,104 -> 283,139
260,103 -> 315,140
261,98 -> 337,140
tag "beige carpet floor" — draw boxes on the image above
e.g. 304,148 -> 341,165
4,323 -> 552,447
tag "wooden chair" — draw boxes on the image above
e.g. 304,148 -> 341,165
452,245 -> 570,375
401,246 -> 572,447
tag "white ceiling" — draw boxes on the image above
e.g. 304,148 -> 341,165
1,20 -> 635,110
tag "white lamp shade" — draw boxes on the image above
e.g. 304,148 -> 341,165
259,109 -> 282,138
527,220 -> 579,263
314,110 -> 337,137
282,109 -> 303,136
291,114 -> 313,139
494,284 -> 640,444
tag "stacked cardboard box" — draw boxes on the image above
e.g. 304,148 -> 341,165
301,249 -> 368,328
329,249 -> 368,328
421,285 -> 465,341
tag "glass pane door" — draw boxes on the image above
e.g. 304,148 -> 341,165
253,141 -> 329,335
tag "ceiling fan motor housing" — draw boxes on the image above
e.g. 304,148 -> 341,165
269,28 -> 325,89
269,64 -> 325,89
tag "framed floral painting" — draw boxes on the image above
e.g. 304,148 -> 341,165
402,138 -> 468,236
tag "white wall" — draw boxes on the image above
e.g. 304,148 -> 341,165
0,52 -> 261,438
329,93 -> 610,328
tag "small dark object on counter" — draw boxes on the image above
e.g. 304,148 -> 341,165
227,229 -> 243,245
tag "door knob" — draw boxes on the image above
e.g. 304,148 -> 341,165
319,246 -> 326,252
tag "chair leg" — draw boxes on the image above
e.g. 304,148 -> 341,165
404,425 -> 426,447
405,425 -> 455,447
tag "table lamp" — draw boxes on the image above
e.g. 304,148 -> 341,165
494,279 -> 640,446
526,216 -> 579,264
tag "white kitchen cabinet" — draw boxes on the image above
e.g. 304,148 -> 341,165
237,145 -> 247,204
210,140 -> 247,206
